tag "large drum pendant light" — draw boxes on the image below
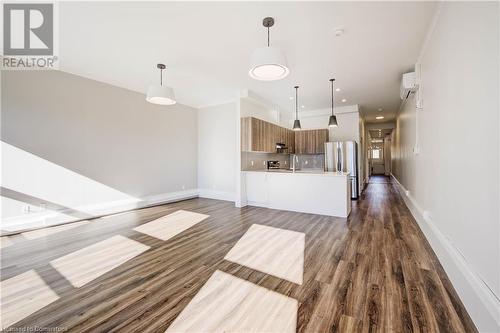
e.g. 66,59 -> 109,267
293,85 -> 301,130
328,78 -> 338,127
249,17 -> 290,81
146,63 -> 176,105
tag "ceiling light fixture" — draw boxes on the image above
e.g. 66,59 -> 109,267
335,88 -> 341,92
293,86 -> 301,131
249,17 -> 290,81
376,116 -> 384,120
146,64 -> 176,105
328,78 -> 338,128
341,98 -> 347,103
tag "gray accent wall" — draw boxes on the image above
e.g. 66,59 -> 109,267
1,70 -> 198,199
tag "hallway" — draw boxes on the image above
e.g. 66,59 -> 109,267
1,177 -> 477,332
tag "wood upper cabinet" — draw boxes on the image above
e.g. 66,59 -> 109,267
294,129 -> 329,154
241,117 -> 295,153
241,117 -> 327,154
315,129 -> 329,153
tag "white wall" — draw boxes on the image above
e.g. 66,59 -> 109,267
296,105 -> 360,141
240,98 -> 279,125
359,117 -> 366,187
1,70 -> 198,231
198,102 -> 237,201
300,107 -> 363,194
392,3 -> 499,331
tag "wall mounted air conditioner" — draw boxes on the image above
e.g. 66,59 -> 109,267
400,72 -> 416,100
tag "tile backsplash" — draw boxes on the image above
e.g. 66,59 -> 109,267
241,152 -> 324,171
291,154 -> 325,170
241,152 -> 290,171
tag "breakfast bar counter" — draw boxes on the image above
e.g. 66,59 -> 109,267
241,170 -> 351,218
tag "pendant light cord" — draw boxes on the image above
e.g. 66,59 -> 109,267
295,86 -> 299,119
331,79 -> 335,116
160,68 -> 163,86
267,27 -> 270,47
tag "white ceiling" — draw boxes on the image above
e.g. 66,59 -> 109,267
59,1 -> 437,122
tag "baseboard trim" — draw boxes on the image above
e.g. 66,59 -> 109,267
143,189 -> 199,207
198,189 -> 235,202
391,174 -> 500,332
1,189 -> 199,236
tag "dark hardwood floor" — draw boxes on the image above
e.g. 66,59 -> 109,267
1,175 -> 477,332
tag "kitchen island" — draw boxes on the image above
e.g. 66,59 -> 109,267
242,170 -> 351,218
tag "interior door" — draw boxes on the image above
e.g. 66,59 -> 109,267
370,147 -> 385,174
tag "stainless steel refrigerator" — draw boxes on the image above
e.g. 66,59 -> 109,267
324,141 -> 359,199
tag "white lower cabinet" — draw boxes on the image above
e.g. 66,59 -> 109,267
244,172 -> 268,206
242,171 -> 351,218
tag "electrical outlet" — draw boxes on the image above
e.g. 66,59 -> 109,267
416,97 -> 423,109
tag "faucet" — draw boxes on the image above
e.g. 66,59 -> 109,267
292,154 -> 299,173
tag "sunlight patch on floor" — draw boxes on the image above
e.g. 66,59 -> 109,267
166,270 -> 297,333
50,235 -> 149,287
224,224 -> 305,285
133,210 -> 209,241
1,270 -> 59,330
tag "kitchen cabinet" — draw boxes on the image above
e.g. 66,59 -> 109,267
241,117 -> 295,153
241,117 -> 327,154
294,129 -> 329,154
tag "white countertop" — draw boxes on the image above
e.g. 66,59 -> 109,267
242,169 -> 350,177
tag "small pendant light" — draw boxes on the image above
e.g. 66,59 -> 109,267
249,17 -> 290,81
293,85 -> 301,130
146,63 -> 176,105
328,78 -> 338,127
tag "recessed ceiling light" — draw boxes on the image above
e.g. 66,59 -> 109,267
376,116 -> 384,120
301,105 -> 305,108
378,108 -> 383,111
335,88 -> 341,92
289,96 -> 294,100
341,98 -> 347,103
